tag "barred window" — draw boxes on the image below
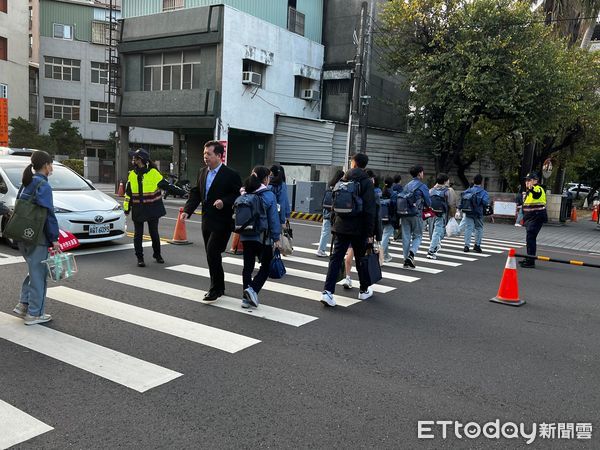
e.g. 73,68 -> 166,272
91,61 -> 108,84
44,97 -> 80,120
143,50 -> 201,91
90,101 -> 115,123
44,56 -> 81,81
0,83 -> 7,98
53,23 -> 73,40
163,0 -> 184,12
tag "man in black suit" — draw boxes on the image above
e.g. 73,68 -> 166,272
181,140 -> 242,301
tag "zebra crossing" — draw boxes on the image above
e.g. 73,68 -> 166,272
0,232 -> 524,447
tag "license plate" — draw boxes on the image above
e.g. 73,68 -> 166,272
89,224 -> 110,236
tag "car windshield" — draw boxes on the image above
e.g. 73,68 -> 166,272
2,165 -> 93,191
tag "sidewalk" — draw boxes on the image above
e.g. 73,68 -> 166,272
483,219 -> 600,254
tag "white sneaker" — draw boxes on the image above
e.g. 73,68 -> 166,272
24,313 -> 52,325
320,291 -> 336,307
342,276 -> 352,289
358,287 -> 373,300
13,303 -> 28,317
383,256 -> 392,263
315,250 -> 328,257
243,287 -> 259,308
514,223 -> 523,227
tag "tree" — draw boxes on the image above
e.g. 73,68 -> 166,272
8,117 -> 54,151
48,119 -> 83,158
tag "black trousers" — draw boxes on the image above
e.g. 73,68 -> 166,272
242,240 -> 273,294
324,233 -> 368,293
133,219 -> 161,259
524,212 -> 545,260
202,227 -> 231,293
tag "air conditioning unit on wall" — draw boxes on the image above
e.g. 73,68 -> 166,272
242,71 -> 262,86
301,89 -> 320,101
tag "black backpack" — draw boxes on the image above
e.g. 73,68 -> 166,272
460,190 -> 479,214
430,187 -> 448,215
322,188 -> 334,211
233,189 -> 268,236
380,197 -> 392,223
396,183 -> 420,217
332,180 -> 363,216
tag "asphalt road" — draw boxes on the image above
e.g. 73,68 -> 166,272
1,204 -> 599,449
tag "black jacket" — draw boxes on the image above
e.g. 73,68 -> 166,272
184,164 -> 242,232
331,168 -> 376,237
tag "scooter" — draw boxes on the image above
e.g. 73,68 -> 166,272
163,174 -> 190,199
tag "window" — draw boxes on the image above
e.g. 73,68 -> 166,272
294,76 -> 313,98
91,61 -> 108,84
242,59 -> 265,88
287,6 -> 305,36
29,35 -> 33,57
91,21 -> 110,45
29,7 -> 33,29
324,79 -> 350,96
0,84 -> 7,98
1,0 -> 7,14
163,0 -> 184,12
44,97 -> 80,120
0,37 -> 6,61
53,23 -> 73,40
44,56 -> 81,81
143,50 -> 201,91
90,101 -> 115,123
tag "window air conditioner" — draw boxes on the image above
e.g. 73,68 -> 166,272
301,89 -> 320,101
242,71 -> 262,86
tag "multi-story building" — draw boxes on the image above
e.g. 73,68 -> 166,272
36,0 -> 171,180
0,0 -> 30,143
116,0 -> 324,181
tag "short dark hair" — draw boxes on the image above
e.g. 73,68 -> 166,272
352,152 -> 369,168
473,174 -> 483,185
409,165 -> 424,178
204,140 -> 225,156
384,176 -> 394,188
329,169 -> 345,188
436,173 -> 449,185
393,174 -> 402,184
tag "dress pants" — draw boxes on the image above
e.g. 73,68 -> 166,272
524,212 -> 545,260
203,227 -> 231,293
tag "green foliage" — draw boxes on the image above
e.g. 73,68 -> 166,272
48,119 -> 83,158
61,159 -> 84,176
8,117 -> 55,152
378,0 -> 600,187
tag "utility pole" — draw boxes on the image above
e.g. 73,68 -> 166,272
344,1 -> 369,169
359,0 -> 375,152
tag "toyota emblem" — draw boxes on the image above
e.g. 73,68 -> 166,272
94,215 -> 104,224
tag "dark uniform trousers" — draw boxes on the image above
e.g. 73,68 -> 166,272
524,211 -> 545,259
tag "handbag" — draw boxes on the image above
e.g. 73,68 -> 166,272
269,249 -> 286,279
358,246 -> 382,286
422,206 -> 435,220
4,180 -> 48,245
42,251 -> 78,282
280,221 -> 293,256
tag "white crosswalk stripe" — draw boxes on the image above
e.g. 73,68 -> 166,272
0,399 -> 53,449
0,312 -> 182,393
46,286 -> 260,353
107,274 -> 318,327
388,243 -> 478,261
417,239 -> 495,255
222,256 -> 396,293
166,264 -> 362,307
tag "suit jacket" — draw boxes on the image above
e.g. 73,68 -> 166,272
184,164 -> 242,232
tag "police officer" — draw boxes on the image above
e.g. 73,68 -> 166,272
520,172 -> 547,268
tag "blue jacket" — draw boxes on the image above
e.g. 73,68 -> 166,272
392,183 -> 403,194
270,182 -> 291,224
240,189 -> 281,244
18,173 -> 59,246
404,177 -> 431,210
464,185 -> 490,218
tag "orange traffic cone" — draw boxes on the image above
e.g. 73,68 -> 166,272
168,207 -> 192,245
228,232 -> 244,254
570,206 -> 578,222
591,206 -> 598,222
116,180 -> 125,197
490,248 -> 525,307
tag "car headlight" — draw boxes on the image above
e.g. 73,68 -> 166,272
54,207 -> 72,213
112,204 -> 124,211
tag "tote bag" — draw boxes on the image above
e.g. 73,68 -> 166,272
4,180 -> 48,245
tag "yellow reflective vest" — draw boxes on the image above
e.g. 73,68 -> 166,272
523,185 -> 546,213
123,168 -> 164,213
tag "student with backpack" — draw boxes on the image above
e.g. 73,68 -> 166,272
321,153 -> 376,307
269,164 -> 291,225
316,170 -> 345,257
381,177 -> 398,263
397,165 -> 431,268
426,173 -> 456,260
458,174 -> 490,253
234,166 -> 281,308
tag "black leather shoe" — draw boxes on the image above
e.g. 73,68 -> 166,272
137,259 -> 146,267
473,245 -> 482,253
203,290 -> 224,301
154,256 -> 165,264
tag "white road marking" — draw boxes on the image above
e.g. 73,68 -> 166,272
222,256 -> 396,293
389,243 -> 478,261
0,399 -> 53,449
0,312 -> 182,393
416,239 -> 494,256
107,275 -> 318,327
0,256 -> 25,266
46,286 -> 260,353
166,264 -> 361,307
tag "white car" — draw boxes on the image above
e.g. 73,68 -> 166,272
0,155 -> 126,247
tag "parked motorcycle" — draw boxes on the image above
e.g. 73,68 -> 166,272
163,174 -> 190,199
